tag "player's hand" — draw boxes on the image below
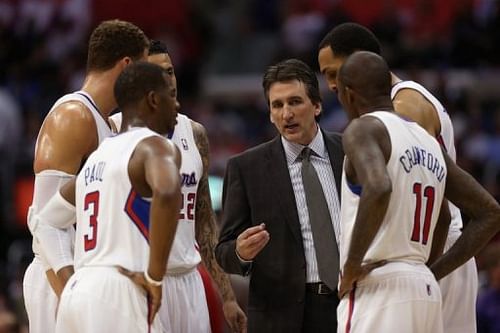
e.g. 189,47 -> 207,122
236,223 -> 270,261
118,266 -> 162,325
222,300 -> 247,333
338,260 -> 387,299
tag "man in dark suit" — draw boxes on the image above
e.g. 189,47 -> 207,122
215,59 -> 344,332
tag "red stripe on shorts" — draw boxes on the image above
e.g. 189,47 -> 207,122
346,283 -> 357,333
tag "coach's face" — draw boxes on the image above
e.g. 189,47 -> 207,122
269,80 -> 320,145
318,46 -> 346,94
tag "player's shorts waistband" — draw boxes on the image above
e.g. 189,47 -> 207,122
165,265 -> 198,276
357,261 -> 434,287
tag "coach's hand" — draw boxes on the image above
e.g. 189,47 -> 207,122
118,266 -> 162,325
236,223 -> 270,261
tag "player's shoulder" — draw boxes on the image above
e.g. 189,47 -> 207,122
136,132 -> 177,155
45,99 -> 96,129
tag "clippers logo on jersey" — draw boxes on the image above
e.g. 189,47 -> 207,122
399,146 -> 446,182
181,172 -> 197,187
84,161 -> 106,186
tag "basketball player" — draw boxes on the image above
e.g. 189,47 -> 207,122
110,40 -> 247,333
318,23 -> 478,332
335,51 -> 500,333
22,20 -> 149,333
34,61 -> 181,333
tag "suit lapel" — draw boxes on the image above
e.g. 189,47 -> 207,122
266,136 -> 303,246
323,131 -> 343,198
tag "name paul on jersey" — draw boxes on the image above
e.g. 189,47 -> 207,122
181,172 -> 197,187
399,146 -> 446,182
84,161 -> 106,186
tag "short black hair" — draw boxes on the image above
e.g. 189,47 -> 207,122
149,39 -> 169,56
114,62 -> 169,109
87,19 -> 149,72
262,58 -> 321,105
319,22 -> 381,57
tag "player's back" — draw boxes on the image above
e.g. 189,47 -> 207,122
340,111 -> 447,267
74,127 -> 160,271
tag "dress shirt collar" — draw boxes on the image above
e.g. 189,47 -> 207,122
281,125 -> 327,165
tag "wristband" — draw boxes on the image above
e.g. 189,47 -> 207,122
144,270 -> 163,287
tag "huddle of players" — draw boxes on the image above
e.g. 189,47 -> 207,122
24,18 -> 500,333
25,20 -> 245,333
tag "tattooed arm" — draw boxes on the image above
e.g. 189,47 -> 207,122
191,120 -> 247,333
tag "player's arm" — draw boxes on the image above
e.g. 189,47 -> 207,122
427,197 -> 451,265
191,121 -> 247,332
34,101 -> 98,296
339,117 -> 392,298
430,153 -> 500,280
34,179 -> 77,288
121,136 -> 182,324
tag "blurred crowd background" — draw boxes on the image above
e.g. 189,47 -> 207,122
0,0 -> 499,332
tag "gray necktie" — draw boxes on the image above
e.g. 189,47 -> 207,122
301,147 -> 339,290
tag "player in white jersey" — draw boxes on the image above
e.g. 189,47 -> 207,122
391,80 -> 478,333
335,51 -> 500,333
336,51 -> 446,333
22,20 -> 148,333
33,62 -> 181,333
318,22 -> 477,332
110,40 -> 246,333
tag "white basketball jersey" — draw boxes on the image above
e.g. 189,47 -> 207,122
107,113 -> 203,273
73,128 -> 159,271
31,91 -> 113,257
391,81 -> 462,230
167,114 -> 203,273
340,111 -> 447,268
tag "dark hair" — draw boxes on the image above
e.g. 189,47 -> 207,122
262,58 -> 321,105
87,20 -> 149,72
114,62 -> 168,110
319,22 -> 381,57
149,39 -> 169,56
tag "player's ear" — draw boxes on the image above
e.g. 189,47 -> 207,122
116,57 -> 132,71
146,90 -> 159,111
345,86 -> 355,106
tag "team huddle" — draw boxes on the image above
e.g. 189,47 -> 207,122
22,19 -> 500,333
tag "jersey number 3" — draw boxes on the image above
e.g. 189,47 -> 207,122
84,191 -> 99,251
411,183 -> 435,245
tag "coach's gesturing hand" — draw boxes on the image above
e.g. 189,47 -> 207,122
118,266 -> 163,325
236,223 -> 270,261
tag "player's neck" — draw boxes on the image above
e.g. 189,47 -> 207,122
81,71 -> 118,117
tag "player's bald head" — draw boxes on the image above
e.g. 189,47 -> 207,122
338,51 -> 391,101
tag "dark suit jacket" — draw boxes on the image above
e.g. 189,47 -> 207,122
215,130 -> 344,333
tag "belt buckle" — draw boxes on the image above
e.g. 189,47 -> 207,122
318,283 -> 330,295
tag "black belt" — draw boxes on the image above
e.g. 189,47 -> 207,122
305,282 -> 334,295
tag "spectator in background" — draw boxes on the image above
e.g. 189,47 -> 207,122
0,88 -> 21,225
